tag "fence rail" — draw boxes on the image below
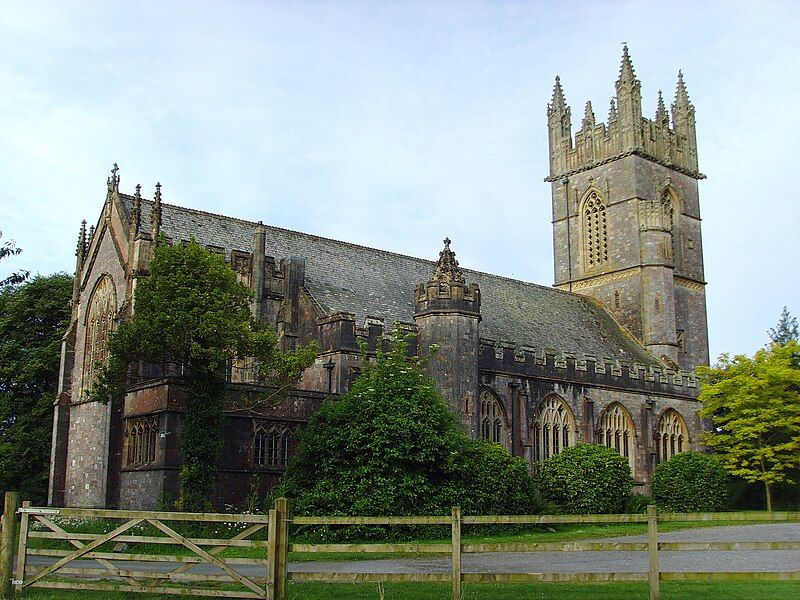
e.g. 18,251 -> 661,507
2,492 -> 799,600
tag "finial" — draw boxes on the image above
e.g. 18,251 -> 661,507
76,220 -> 87,258
672,70 -> 692,112
608,98 -> 618,121
617,43 -> 637,86
151,182 -> 163,239
88,225 -> 95,239
131,184 -> 142,235
430,237 -> 464,285
655,90 -> 669,126
581,100 -> 595,130
548,75 -> 567,114
107,162 -> 120,193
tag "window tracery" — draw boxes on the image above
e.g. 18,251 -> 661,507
657,409 -> 688,463
582,190 -> 608,269
531,395 -> 575,463
81,275 -> 117,394
479,389 -> 505,445
253,422 -> 294,468
597,403 -> 635,474
125,416 -> 159,467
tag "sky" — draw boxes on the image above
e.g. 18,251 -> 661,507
0,0 -> 798,360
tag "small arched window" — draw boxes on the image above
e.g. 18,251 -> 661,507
597,403 -> 636,475
582,190 -> 608,270
532,395 -> 576,463
657,409 -> 689,463
81,275 -> 117,394
479,389 -> 506,445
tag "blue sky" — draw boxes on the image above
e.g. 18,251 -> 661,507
1,1 -> 798,360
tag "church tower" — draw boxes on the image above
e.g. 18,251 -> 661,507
547,47 -> 709,371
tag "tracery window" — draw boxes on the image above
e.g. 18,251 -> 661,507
531,395 -> 575,463
253,422 -> 294,468
582,190 -> 608,269
479,389 -> 506,445
661,190 -> 679,266
81,275 -> 117,394
125,416 -> 159,467
657,409 -> 689,463
597,403 -> 636,474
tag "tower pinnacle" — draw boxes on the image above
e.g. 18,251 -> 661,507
616,44 -> 637,87
151,182 -> 162,240
672,70 -> 693,113
581,101 -> 596,130
655,91 -> 669,127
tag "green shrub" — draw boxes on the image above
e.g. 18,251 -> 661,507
280,331 -> 539,540
626,493 -> 653,514
652,451 -> 729,512
538,444 -> 633,514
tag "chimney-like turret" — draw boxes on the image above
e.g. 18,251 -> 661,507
151,182 -> 162,240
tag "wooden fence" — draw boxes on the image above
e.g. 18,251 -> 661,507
2,491 -> 799,600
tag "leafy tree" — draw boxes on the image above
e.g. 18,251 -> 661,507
651,451 -> 729,512
93,239 -> 316,511
0,274 -> 72,503
537,444 -> 633,514
281,332 -> 538,538
0,231 -> 30,288
769,306 -> 799,345
698,341 -> 800,511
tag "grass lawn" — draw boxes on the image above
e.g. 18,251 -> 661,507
13,580 -> 800,599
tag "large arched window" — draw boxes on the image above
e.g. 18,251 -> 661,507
531,395 -> 576,463
597,403 -> 636,474
81,275 -> 117,394
124,416 -> 159,467
657,409 -> 689,463
479,388 -> 506,445
582,190 -> 608,270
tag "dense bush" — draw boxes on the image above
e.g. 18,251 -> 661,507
538,444 -> 633,514
280,332 -> 539,539
652,451 -> 729,512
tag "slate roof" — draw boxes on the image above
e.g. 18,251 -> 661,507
123,196 -> 659,366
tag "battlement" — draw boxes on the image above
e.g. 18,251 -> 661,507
546,47 -> 703,182
479,337 -> 698,397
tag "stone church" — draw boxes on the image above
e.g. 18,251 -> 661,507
49,47 -> 709,509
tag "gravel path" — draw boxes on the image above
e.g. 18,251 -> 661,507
289,523 -> 800,574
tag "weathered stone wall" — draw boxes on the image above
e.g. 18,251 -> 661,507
63,209 -> 129,507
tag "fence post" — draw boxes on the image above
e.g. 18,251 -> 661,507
647,504 -> 661,600
275,497 -> 289,600
1,492 -> 20,599
13,502 -> 30,595
266,508 -> 278,600
451,506 -> 461,600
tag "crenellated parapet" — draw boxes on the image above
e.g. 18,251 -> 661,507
479,338 -> 698,397
546,46 -> 703,182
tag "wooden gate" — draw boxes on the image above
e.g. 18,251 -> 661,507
2,497 -> 289,599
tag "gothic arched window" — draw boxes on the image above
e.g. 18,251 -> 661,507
657,409 -> 689,463
124,416 -> 159,467
531,395 -> 576,463
582,190 -> 608,270
479,389 -> 506,445
81,275 -> 117,395
661,189 -> 680,267
597,403 -> 636,474
253,422 -> 295,468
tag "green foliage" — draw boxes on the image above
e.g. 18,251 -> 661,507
625,493 -> 653,514
698,341 -> 800,510
94,239 -> 315,511
281,331 -> 538,539
769,306 -> 799,345
538,443 -> 633,514
651,451 -> 729,512
0,230 -> 30,288
0,273 -> 72,502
